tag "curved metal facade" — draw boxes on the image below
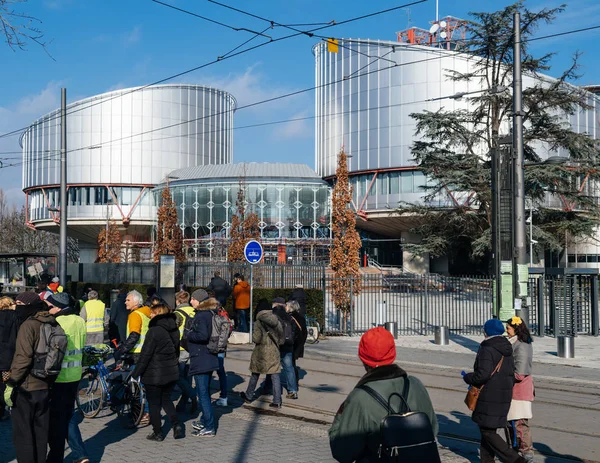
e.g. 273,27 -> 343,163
314,40 -> 600,213
22,84 -> 236,243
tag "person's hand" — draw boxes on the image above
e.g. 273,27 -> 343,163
4,385 -> 14,407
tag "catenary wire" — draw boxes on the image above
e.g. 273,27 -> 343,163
151,0 -> 272,37
0,0 -> 428,140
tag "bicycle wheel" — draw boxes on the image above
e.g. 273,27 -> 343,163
76,369 -> 105,418
117,380 -> 145,429
306,325 -> 320,344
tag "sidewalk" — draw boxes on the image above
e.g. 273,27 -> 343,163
322,334 -> 600,370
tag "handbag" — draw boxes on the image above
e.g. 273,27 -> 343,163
464,356 -> 504,411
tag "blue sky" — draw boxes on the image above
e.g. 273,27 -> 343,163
1,0 -> 599,205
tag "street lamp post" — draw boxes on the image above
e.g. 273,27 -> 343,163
105,198 -> 113,258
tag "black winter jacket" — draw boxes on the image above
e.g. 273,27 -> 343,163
109,293 -> 128,343
291,312 -> 308,360
207,276 -> 232,305
464,335 -> 515,429
0,310 -> 18,371
132,313 -> 180,386
290,288 -> 307,317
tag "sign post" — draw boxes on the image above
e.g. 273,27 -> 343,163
244,240 -> 263,341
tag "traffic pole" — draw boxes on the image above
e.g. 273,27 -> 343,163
59,88 -> 68,286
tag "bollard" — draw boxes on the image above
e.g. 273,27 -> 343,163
557,336 -> 575,359
384,321 -> 398,340
434,326 -> 449,345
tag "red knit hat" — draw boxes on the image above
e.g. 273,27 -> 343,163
358,327 -> 396,367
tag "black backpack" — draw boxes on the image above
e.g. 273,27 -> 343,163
175,308 -> 195,352
358,378 -> 441,463
31,319 -> 68,380
277,313 -> 295,347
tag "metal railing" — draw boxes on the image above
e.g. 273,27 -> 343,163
324,274 -> 494,336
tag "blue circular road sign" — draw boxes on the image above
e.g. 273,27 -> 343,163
244,240 -> 263,264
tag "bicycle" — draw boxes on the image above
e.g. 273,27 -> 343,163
76,346 -> 146,429
305,315 -> 320,344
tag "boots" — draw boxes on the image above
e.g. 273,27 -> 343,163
173,422 -> 185,439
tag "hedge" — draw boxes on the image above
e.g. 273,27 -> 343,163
67,282 -> 325,329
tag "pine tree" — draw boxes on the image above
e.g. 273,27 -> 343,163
97,220 -> 123,263
399,2 -> 600,268
228,177 -> 260,262
154,186 -> 185,263
330,148 -> 362,327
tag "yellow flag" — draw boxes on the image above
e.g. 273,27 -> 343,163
327,38 -> 338,53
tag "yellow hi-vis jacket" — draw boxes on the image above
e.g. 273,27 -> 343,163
126,308 -> 151,354
55,314 -> 87,383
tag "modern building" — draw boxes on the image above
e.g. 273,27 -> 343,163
21,84 -> 236,260
154,162 -> 331,262
314,21 -> 600,272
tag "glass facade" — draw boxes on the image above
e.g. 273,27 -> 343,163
155,180 -> 331,259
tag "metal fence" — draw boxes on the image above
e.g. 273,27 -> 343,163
324,274 -> 494,336
527,274 -> 599,337
68,262 -> 326,289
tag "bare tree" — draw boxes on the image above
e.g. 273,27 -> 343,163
1,0 -> 53,57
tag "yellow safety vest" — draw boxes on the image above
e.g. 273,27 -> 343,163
84,300 -> 106,333
127,310 -> 151,354
175,306 -> 195,351
55,314 -> 87,383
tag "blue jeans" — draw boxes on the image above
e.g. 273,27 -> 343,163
236,309 -> 248,333
246,373 -> 281,405
209,353 -> 227,399
194,373 -> 215,431
177,362 -> 196,402
68,409 -> 88,461
280,351 -> 297,394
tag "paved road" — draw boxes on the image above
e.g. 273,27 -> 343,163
0,392 -> 468,463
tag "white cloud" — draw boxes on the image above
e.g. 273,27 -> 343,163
273,110 -> 312,140
200,64 -> 308,112
0,81 -> 63,207
123,26 -> 141,46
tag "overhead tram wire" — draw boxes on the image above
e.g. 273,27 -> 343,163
10,19 -> 599,167
150,0 -> 271,37
0,0 -> 429,140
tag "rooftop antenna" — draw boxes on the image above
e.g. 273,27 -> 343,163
403,8 -> 412,28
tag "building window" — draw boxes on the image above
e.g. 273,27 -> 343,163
94,187 -> 108,205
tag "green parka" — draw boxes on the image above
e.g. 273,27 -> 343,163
329,364 -> 439,463
249,310 -> 283,375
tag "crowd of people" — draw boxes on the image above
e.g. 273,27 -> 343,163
0,271 -> 536,463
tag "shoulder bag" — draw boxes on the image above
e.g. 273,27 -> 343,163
464,356 -> 504,411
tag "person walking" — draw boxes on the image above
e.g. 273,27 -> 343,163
240,299 -> 284,408
207,271 -> 232,308
272,297 -> 298,399
131,303 -> 183,441
290,284 -> 307,317
188,289 -> 219,437
287,299 -> 307,390
506,316 -> 535,462
46,292 -> 87,463
6,292 -> 57,463
173,290 -> 198,413
463,319 -> 526,463
67,408 -> 90,463
0,296 -> 17,421
108,288 -> 128,345
81,290 -> 106,347
329,326 -> 438,462
232,274 -> 250,333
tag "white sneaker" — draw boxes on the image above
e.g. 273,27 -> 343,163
214,397 -> 228,407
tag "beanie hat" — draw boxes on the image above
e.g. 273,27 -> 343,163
16,291 -> 41,305
47,292 -> 71,309
52,277 -> 60,283
484,319 -> 505,337
191,289 -> 209,303
358,327 -> 396,368
272,297 -> 286,305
